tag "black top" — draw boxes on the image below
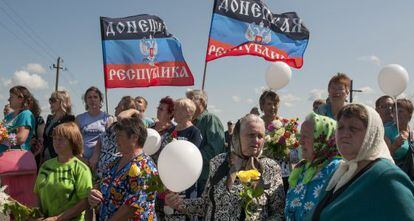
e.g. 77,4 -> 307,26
177,125 -> 203,148
42,114 -> 75,158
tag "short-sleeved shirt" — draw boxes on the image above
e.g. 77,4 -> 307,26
0,110 -> 35,152
34,157 -> 92,221
385,123 -> 410,161
99,153 -> 158,221
95,123 -> 121,181
77,111 -> 111,159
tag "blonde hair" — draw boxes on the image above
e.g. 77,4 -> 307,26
53,122 -> 83,155
50,90 -> 72,114
175,98 -> 196,121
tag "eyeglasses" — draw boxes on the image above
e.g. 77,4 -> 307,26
377,104 -> 394,110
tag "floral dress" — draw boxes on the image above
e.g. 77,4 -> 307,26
99,153 -> 158,221
181,153 -> 285,221
285,158 -> 340,221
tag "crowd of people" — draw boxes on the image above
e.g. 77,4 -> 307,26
1,72 -> 414,220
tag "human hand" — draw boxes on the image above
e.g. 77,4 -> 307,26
393,131 -> 409,150
165,192 -> 184,211
88,189 -> 104,207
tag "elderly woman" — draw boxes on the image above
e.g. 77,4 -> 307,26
0,86 -> 36,152
88,114 -> 158,221
34,122 -> 92,220
150,96 -> 175,162
166,114 -> 285,220
76,86 -> 113,162
312,104 -> 414,220
384,98 -> 413,179
316,73 -> 350,120
285,113 -> 340,220
42,90 -> 75,160
90,96 -> 138,180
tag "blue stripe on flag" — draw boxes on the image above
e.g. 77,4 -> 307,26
103,37 -> 186,64
210,14 -> 308,57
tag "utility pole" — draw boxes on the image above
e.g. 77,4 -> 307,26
350,80 -> 363,103
50,57 -> 66,91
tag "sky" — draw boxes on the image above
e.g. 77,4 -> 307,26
0,0 -> 413,126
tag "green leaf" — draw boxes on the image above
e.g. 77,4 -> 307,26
252,185 -> 264,198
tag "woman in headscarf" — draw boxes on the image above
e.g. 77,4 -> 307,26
165,114 -> 285,220
312,104 -> 414,221
285,113 -> 341,220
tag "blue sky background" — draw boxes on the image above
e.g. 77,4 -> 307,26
0,0 -> 413,126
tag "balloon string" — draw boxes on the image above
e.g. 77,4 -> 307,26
394,96 -> 400,134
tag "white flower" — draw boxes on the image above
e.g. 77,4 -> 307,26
304,202 -> 315,211
0,185 -> 11,212
294,183 -> 304,194
290,198 -> 302,208
313,184 -> 323,198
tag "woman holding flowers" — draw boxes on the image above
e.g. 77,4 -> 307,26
285,113 -> 340,220
166,114 -> 285,220
0,86 -> 36,153
88,114 -> 159,221
259,90 -> 297,192
34,122 -> 92,221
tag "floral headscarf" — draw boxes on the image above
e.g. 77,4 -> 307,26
289,112 -> 338,188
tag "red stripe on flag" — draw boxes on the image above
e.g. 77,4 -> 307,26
206,38 -> 304,68
104,62 -> 194,88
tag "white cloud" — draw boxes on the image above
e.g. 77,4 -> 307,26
357,55 -> 381,66
26,63 -> 46,74
308,89 -> 326,101
8,70 -> 48,90
245,98 -> 254,104
359,86 -> 374,94
209,104 -> 222,113
232,95 -> 241,103
280,93 -> 301,107
69,80 -> 79,85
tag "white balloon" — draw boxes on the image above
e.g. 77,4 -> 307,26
265,62 -> 292,90
378,64 -> 409,97
157,140 -> 203,192
143,128 -> 161,155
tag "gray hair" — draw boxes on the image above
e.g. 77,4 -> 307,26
232,114 -> 265,156
186,89 -> 208,108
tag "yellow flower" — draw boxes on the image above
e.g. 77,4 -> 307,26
129,164 -> 141,177
237,169 -> 261,183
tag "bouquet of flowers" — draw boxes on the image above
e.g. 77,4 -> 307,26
264,117 -> 300,160
0,185 -> 42,221
0,123 -> 17,147
236,169 -> 264,219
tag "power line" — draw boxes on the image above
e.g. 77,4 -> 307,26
0,19 -> 52,63
0,3 -> 56,61
0,0 -> 60,58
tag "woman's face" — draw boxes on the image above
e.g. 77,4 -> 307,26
157,103 -> 172,122
116,130 -> 137,154
300,120 -> 314,161
86,91 -> 101,111
173,105 -> 189,124
53,135 -> 72,156
49,97 -> 61,113
240,120 -> 265,157
8,93 -> 23,110
336,116 -> 367,160
396,107 -> 412,126
261,98 -> 278,117
328,83 -> 348,103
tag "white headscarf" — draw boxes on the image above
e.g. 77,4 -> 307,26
326,104 -> 394,192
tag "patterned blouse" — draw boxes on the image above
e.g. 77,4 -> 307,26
285,159 -> 340,221
181,153 -> 285,221
95,124 -> 121,181
99,153 -> 158,221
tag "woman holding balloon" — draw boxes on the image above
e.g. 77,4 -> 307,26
165,114 -> 285,220
88,114 -> 159,221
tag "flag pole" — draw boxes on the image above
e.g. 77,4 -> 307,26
105,88 -> 109,114
201,0 -> 217,90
